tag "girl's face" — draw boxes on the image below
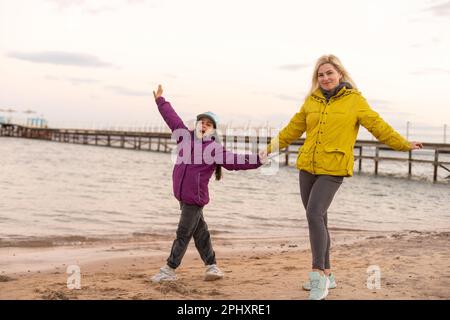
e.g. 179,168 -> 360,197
318,63 -> 343,91
196,117 -> 215,138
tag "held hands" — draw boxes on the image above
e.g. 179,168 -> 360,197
153,84 -> 163,101
258,149 -> 269,164
409,141 -> 424,150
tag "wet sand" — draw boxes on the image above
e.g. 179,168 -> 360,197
0,231 -> 449,300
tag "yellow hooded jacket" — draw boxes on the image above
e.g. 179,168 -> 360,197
268,86 -> 411,177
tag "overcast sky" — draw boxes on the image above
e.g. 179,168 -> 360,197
1,0 -> 449,137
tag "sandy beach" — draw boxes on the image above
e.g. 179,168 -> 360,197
1,138 -> 449,300
1,230 -> 449,300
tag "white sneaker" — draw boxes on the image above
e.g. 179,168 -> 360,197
308,272 -> 330,300
303,273 -> 337,291
204,264 -> 224,281
151,265 -> 177,283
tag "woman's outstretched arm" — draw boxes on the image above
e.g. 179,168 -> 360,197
262,104 -> 307,157
356,96 -> 423,151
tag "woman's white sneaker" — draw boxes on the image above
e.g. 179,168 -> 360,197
303,273 -> 337,291
308,272 -> 330,300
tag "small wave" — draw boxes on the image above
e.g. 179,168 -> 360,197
258,222 -> 302,228
327,227 -> 372,232
230,187 -> 260,192
78,194 -> 101,200
53,218 -> 72,223
209,229 -> 233,236
369,193 -> 388,197
72,216 -> 108,224
0,235 -> 103,248
210,224 -> 242,233
110,219 -> 134,224
98,210 -> 124,216
131,232 -> 169,237
242,215 -> 271,221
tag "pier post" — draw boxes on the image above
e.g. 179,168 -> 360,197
256,136 -> 260,154
408,150 -> 412,177
358,146 -> 362,172
433,149 -> 439,183
285,146 -> 289,166
444,124 -> 447,144
374,146 -> 379,175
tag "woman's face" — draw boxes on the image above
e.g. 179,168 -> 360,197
317,63 -> 342,91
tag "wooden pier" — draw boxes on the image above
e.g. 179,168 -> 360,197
0,123 -> 174,153
1,123 -> 450,183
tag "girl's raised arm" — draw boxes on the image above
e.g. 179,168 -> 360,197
153,84 -> 187,132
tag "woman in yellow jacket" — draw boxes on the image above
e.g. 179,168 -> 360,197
260,55 -> 423,300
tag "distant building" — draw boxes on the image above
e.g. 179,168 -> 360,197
27,117 -> 48,128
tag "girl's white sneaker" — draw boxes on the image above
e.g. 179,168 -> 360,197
204,264 -> 224,281
151,265 -> 177,283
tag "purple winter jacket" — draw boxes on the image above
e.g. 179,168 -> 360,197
156,96 -> 262,206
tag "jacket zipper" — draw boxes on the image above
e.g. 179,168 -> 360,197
178,138 -> 194,200
312,98 -> 332,174
197,172 -> 201,203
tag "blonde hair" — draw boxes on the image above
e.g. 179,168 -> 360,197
307,54 -> 357,98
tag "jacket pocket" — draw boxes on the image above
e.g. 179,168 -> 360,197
322,147 -> 348,172
297,145 -> 312,168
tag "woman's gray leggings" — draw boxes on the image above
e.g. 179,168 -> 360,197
299,170 -> 344,270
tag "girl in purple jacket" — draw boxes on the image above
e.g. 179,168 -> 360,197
151,85 -> 263,282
